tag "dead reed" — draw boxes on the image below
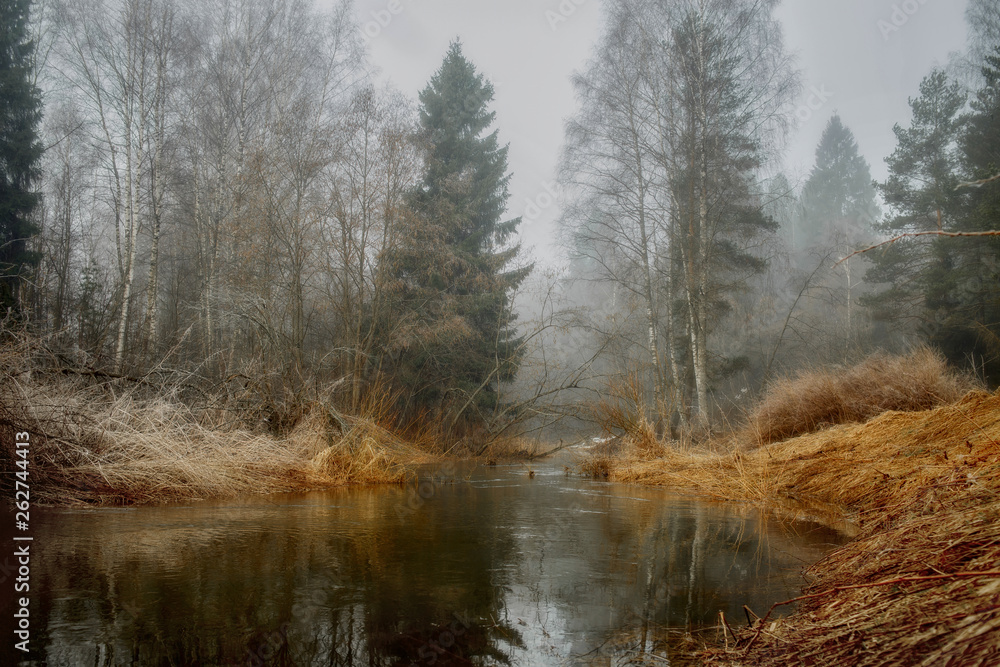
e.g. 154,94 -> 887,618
0,338 -> 424,505
585,372 -> 1000,666
702,398 -> 1000,666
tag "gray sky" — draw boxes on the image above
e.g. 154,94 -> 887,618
353,0 -> 971,263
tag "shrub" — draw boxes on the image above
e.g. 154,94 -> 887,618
748,347 -> 978,445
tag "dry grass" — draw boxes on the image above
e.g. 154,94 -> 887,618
302,408 -> 430,484
592,370 -> 663,458
747,346 -> 977,446
0,338 -> 426,505
700,390 -> 1000,666
586,385 -> 1000,666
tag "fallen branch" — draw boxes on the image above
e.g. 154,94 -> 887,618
956,172 -> 1000,189
527,438 -> 584,461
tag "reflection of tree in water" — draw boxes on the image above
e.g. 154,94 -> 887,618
380,616 -> 523,665
18,477 -> 840,666
26,482 -> 526,666
569,501 -> 831,664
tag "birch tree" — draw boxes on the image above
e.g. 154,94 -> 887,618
560,0 -> 796,432
55,0 -> 177,370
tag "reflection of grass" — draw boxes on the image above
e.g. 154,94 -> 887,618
576,623 -> 711,666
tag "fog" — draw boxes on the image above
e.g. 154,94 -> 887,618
356,0 -> 971,262
14,0 -> 998,442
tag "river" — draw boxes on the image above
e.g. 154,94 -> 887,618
3,460 -> 844,666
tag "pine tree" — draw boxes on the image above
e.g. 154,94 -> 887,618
387,42 -> 531,428
862,67 -> 1000,380
797,115 -> 878,256
864,70 -> 968,326
0,0 -> 43,316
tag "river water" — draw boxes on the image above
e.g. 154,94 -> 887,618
5,461 -> 844,666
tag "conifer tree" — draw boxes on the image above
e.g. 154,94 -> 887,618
387,42 -> 531,427
945,47 -> 1000,380
797,115 -> 878,257
864,70 -> 968,327
0,0 -> 43,316
863,66 -> 1000,381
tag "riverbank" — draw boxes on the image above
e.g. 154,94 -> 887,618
0,337 -> 530,506
583,389 -> 1000,665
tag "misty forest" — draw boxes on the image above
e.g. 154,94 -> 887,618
3,0 -> 1000,665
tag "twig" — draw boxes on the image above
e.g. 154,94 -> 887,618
527,438 -> 584,461
956,172 -> 1000,189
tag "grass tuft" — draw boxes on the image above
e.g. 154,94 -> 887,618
746,346 -> 976,445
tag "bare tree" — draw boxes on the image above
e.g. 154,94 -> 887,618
560,0 -> 796,432
55,0 -> 178,371
323,85 -> 419,410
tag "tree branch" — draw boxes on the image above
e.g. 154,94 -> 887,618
837,230 -> 1000,266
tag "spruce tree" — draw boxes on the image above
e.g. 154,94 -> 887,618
863,71 -> 968,327
0,0 -> 43,316
387,42 -> 531,427
797,115 -> 878,256
789,115 -> 879,357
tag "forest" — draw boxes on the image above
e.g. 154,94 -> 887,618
2,0 -> 1000,664
3,0 -> 1000,447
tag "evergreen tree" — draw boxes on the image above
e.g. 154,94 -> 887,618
0,0 -> 43,316
948,47 -> 1000,381
864,70 -> 968,326
797,115 -> 878,256
387,42 -> 531,428
863,66 -> 1000,381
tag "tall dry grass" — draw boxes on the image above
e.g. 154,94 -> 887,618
698,390 -> 1000,666
0,337 -> 424,505
576,349 -> 999,665
591,371 -> 662,458
746,346 -> 977,445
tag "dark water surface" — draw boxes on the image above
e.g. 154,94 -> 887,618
4,462 -> 845,666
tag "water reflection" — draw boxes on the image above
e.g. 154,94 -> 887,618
3,464 -> 843,666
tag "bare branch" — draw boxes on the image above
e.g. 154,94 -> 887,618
837,230 -> 1000,266
956,172 -> 1000,190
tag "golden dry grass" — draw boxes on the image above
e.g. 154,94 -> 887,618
587,387 -> 1000,666
747,346 -> 977,445
0,341 -> 427,505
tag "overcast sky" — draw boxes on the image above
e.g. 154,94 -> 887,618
352,0 -> 971,264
